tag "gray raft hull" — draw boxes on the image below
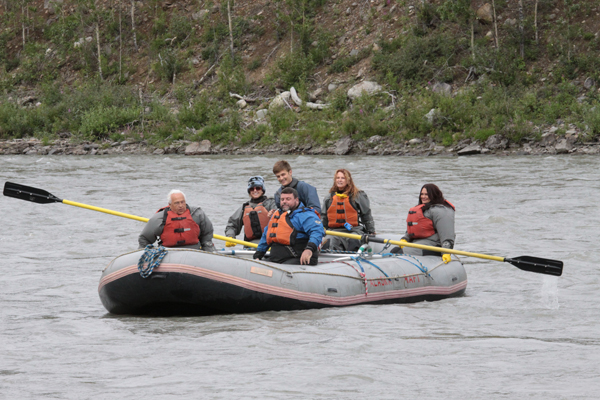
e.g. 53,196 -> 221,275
99,249 -> 467,316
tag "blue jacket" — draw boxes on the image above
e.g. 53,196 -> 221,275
274,178 -> 321,214
257,202 -> 325,253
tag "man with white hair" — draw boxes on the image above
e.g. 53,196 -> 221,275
138,189 -> 215,251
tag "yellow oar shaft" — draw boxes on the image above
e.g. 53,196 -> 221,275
213,234 -> 258,248
62,200 -> 150,222
61,199 -> 259,248
325,230 -> 505,262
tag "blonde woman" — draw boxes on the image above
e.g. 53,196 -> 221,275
321,169 -> 375,252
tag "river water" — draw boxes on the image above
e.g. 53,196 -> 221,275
1,154 -> 598,399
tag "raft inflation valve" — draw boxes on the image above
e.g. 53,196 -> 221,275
358,244 -> 372,258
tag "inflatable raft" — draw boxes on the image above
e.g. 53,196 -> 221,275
98,246 -> 468,315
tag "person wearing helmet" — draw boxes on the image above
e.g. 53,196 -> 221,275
224,176 -> 277,247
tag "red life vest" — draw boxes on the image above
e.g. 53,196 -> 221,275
242,202 -> 270,240
266,210 -> 297,246
326,193 -> 359,229
406,200 -> 455,240
157,206 -> 200,247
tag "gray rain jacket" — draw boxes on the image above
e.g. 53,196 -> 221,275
401,203 -> 455,256
224,196 -> 277,240
274,177 -> 321,214
138,205 -> 216,252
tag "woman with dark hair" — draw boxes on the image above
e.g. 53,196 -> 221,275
393,183 -> 455,263
321,169 -> 376,251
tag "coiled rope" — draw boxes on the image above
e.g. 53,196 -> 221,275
137,244 -> 168,278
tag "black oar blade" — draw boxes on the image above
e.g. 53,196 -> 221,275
3,182 -> 62,204
505,256 -> 563,276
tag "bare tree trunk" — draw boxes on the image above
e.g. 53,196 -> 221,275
26,5 -> 29,40
518,0 -> 524,58
139,87 -> 144,132
119,0 -> 123,81
492,0 -> 499,50
471,20 -> 475,60
565,0 -> 571,62
21,5 -> 25,48
290,22 -> 294,54
96,23 -> 104,80
131,0 -> 138,51
534,0 -> 539,44
227,0 -> 234,60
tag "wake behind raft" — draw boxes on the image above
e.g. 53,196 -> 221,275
98,242 -> 467,316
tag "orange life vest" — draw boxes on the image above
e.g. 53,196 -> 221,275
243,202 -> 270,240
406,200 -> 455,240
326,193 -> 359,229
266,210 -> 297,246
157,206 -> 200,247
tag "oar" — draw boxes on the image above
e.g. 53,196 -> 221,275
3,181 -> 258,248
325,230 -> 563,277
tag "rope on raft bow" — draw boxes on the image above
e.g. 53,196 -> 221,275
137,244 -> 168,278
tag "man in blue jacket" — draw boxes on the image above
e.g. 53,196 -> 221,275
272,160 -> 321,215
254,188 -> 324,265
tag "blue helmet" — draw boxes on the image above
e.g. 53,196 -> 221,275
247,176 -> 265,193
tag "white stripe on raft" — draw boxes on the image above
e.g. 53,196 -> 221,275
98,263 -> 467,306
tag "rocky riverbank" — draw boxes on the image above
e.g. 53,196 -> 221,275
2,129 -> 599,157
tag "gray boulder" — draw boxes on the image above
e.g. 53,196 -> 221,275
185,140 -> 211,155
432,82 -> 452,96
555,139 -> 573,154
256,109 -> 268,120
334,137 -> 353,155
347,81 -> 382,100
484,134 -> 508,150
269,92 -> 291,109
540,132 -> 557,147
476,3 -> 494,23
457,144 -> 482,156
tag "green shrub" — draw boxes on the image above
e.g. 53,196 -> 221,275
0,103 -> 40,138
473,128 -> 496,142
373,33 -> 461,84
248,58 -> 262,71
154,48 -> 185,82
217,54 -> 248,97
268,106 -> 297,135
582,105 -> 600,137
270,50 -> 315,89
197,122 -> 235,143
308,29 -> 332,65
178,93 -> 219,128
240,123 -> 269,146
79,105 -> 140,139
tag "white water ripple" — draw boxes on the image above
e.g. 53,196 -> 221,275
1,154 -> 598,399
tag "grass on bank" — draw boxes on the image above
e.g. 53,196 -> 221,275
1,79 -> 599,148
